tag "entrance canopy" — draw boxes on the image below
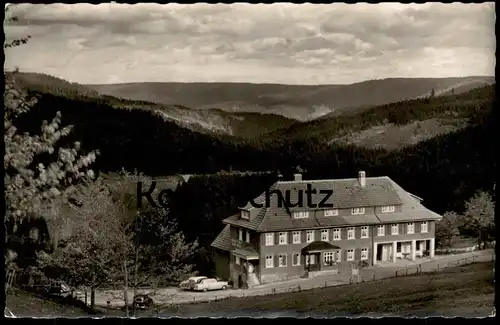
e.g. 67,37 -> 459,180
301,241 -> 340,254
233,247 -> 259,260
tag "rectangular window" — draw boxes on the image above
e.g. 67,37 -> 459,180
416,241 -> 421,250
279,232 -> 288,245
278,254 -> 287,267
292,231 -> 301,244
235,256 -> 240,265
238,229 -> 243,241
265,255 -> 273,268
407,222 -> 414,234
245,230 -> 250,243
361,248 -> 368,260
293,211 -> 309,219
241,210 -> 250,219
306,230 -> 315,243
292,253 -> 300,266
333,228 -> 341,240
361,226 -> 369,238
321,229 -> 329,241
265,233 -> 274,246
377,225 -> 385,236
381,205 -> 396,213
336,250 -> 342,262
351,207 -> 365,215
421,221 -> 428,233
323,252 -> 334,265
347,249 -> 355,261
306,254 -> 316,265
347,227 -> 355,240
391,224 -> 399,235
397,242 -> 402,253
324,209 -> 339,217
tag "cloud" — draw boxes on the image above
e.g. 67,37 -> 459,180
3,3 -> 495,84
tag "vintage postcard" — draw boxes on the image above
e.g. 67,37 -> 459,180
4,2 -> 496,318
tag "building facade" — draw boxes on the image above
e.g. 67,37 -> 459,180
211,171 -> 442,288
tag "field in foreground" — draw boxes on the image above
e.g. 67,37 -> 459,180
6,288 -> 92,317
5,262 -> 495,317
159,262 -> 495,317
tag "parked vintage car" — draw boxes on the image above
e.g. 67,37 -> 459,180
133,294 -> 154,310
179,276 -> 207,291
193,278 -> 229,292
43,281 -> 72,298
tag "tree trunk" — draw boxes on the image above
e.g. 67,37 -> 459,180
132,249 -> 139,316
90,287 -> 96,312
123,260 -> 129,316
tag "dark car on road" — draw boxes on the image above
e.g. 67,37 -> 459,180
133,294 -> 154,310
43,281 -> 72,298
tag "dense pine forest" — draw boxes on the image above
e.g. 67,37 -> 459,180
8,73 -> 496,275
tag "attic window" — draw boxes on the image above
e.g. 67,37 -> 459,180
293,211 -> 309,219
381,205 -> 395,213
324,209 -> 338,217
241,210 -> 250,220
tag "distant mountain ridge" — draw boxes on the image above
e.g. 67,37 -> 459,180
7,72 -> 296,138
86,76 -> 495,121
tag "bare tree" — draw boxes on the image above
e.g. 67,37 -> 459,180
39,174 -> 198,316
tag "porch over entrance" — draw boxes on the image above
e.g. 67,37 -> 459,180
301,241 -> 341,272
232,247 -> 260,288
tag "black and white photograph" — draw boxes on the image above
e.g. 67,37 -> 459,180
4,2 -> 496,318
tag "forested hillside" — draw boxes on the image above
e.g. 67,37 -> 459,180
262,84 -> 494,145
8,72 -> 296,138
8,70 -> 496,276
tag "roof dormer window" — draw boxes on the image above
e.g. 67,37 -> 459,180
241,210 -> 250,220
293,211 -> 309,219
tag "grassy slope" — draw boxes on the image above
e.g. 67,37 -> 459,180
7,262 -> 493,317
160,262 -> 495,317
6,288 -> 91,317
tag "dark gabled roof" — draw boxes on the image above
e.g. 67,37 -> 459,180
221,175 -> 442,233
210,225 -> 233,251
302,241 -> 340,253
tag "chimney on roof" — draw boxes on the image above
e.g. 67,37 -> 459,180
294,173 -> 302,181
358,171 -> 366,187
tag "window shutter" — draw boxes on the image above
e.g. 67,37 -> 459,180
275,232 -> 279,244
355,248 -> 360,261
355,227 -> 361,238
415,222 -> 420,233
289,231 -> 293,244
342,227 -> 347,240
283,254 -> 287,266
399,224 -> 403,234
274,254 -> 279,267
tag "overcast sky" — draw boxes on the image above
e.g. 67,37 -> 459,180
4,3 -> 496,85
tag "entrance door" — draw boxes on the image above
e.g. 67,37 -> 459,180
381,244 -> 388,261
